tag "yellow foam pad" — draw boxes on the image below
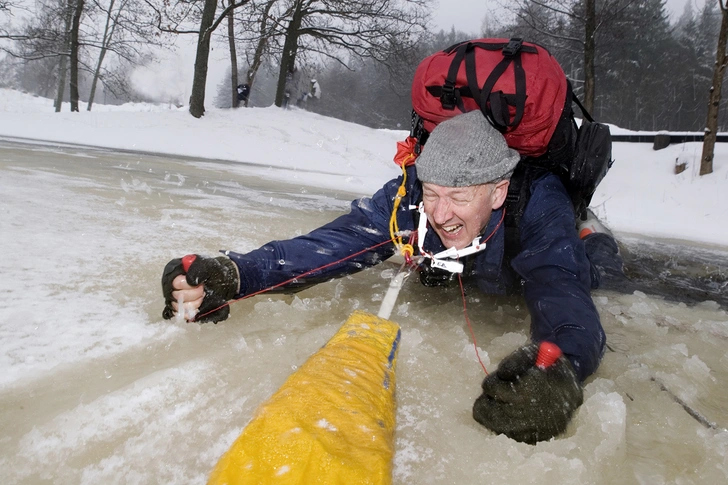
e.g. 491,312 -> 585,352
208,310 -> 401,485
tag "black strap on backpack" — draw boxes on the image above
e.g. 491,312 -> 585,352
503,161 -> 550,264
425,38 -> 537,133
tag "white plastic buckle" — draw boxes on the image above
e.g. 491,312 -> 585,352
431,258 -> 464,273
432,237 -> 487,260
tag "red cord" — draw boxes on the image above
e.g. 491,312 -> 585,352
197,207 -> 506,378
453,208 -> 507,376
194,238 -> 396,321
458,273 -> 488,375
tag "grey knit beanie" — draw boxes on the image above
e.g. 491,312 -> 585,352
416,110 -> 521,187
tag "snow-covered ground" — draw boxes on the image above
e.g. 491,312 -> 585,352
1,88 -> 726,247
0,89 -> 726,484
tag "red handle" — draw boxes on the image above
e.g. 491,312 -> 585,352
535,341 -> 562,369
181,254 -> 197,272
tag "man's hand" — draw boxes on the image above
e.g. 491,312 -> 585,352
161,254 -> 239,323
472,342 -> 583,444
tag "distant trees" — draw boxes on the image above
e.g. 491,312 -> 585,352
268,0 -> 430,108
294,28 -> 472,128
498,0 -> 723,135
86,0 -> 160,110
1,0 -> 728,178
502,0 -> 724,176
594,0 -> 679,129
1,1 -> 28,41
5,0 -> 76,111
5,0 -> 166,111
507,0 -> 640,115
183,0 -> 429,117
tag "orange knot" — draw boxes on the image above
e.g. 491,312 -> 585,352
393,137 -> 419,167
399,243 -> 414,262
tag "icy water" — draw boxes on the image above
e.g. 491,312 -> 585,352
1,139 -> 726,484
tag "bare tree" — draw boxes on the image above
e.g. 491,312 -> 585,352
700,0 -> 728,176
68,0 -> 85,111
1,1 -> 31,41
189,0 -> 220,117
6,0 -> 167,111
188,0 -> 252,118
87,0 -> 121,109
8,0 -> 76,111
135,0 -> 425,116
83,0 -> 170,110
56,0 -> 75,111
226,0 -> 239,107
274,0 -> 302,107
240,0 -> 277,106
268,0 -> 430,108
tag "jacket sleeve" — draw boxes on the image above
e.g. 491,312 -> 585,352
225,175 -> 408,297
509,174 -> 606,381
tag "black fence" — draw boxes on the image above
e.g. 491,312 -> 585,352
611,132 -> 728,150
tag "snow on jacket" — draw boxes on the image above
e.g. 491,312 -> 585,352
226,167 -> 606,381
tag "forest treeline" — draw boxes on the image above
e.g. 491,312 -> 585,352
0,0 -> 726,134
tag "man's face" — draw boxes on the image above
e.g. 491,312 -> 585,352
422,181 -> 509,250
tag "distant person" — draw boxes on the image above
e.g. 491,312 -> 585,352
296,79 -> 321,109
236,83 -> 250,107
161,109 -> 626,445
309,79 -> 321,101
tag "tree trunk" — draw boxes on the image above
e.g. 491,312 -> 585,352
55,55 -> 69,113
69,0 -> 84,112
88,0 -> 118,111
87,45 -> 108,111
244,0 -> 276,107
55,0 -> 75,112
583,0 -> 596,115
275,0 -> 304,107
189,0 -> 219,118
700,2 -> 728,176
227,0 -> 239,108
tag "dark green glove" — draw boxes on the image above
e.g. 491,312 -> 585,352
161,254 -> 239,323
472,342 -> 583,444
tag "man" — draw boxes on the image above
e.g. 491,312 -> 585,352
236,83 -> 250,106
162,110 -> 619,444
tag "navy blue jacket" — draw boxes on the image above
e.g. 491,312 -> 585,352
227,167 -> 605,381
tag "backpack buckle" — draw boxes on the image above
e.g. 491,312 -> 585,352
502,38 -> 523,57
440,83 -> 457,110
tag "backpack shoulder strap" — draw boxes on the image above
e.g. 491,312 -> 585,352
571,90 -> 595,123
503,161 -> 549,263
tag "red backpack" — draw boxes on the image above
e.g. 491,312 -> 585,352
411,38 -> 568,158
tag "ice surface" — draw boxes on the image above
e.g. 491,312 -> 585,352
1,139 -> 727,484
